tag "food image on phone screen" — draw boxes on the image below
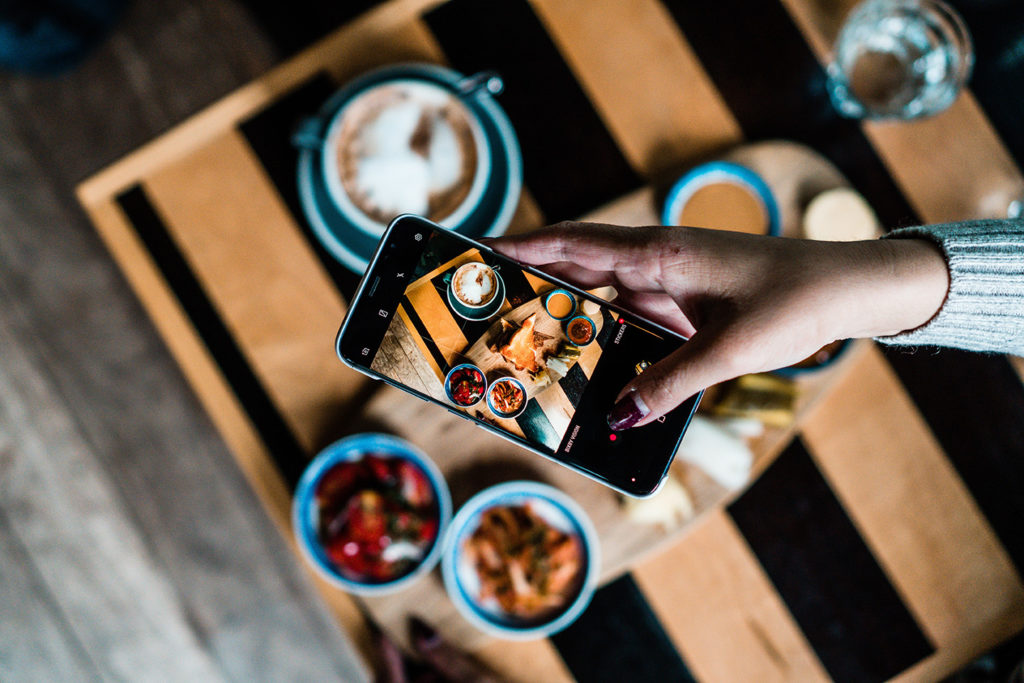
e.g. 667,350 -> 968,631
338,217 -> 701,496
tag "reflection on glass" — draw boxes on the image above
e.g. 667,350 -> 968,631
827,0 -> 973,120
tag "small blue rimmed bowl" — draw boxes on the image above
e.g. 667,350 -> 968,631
543,289 -> 577,321
485,376 -> 527,419
292,433 -> 451,596
442,481 -> 600,640
564,314 -> 596,346
444,363 -> 487,408
662,160 -> 781,236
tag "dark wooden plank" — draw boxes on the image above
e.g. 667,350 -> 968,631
0,506 -> 101,682
4,0 -> 279,187
728,439 -> 934,683
0,287 -> 224,680
0,0 -> 370,679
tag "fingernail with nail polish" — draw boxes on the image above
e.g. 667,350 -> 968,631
607,392 -> 650,431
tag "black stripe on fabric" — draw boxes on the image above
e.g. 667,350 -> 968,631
423,0 -> 644,221
881,345 -> 1024,570
116,185 -> 308,489
550,574 -> 696,683
728,438 -> 933,683
947,1 -> 1024,173
659,0 -> 918,229
237,74 -> 363,300
400,296 -> 451,376
239,0 -> 382,56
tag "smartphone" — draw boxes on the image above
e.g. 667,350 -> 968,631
335,215 -> 701,497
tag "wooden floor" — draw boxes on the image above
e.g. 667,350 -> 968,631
0,1 -> 367,680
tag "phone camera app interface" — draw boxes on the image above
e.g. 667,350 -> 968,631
362,225 -> 695,492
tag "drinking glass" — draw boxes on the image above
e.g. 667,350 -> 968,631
827,0 -> 973,120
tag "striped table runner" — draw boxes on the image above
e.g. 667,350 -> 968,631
78,0 -> 1024,680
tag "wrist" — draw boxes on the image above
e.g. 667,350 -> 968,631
836,238 -> 950,339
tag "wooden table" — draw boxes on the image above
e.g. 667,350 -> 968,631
77,0 -> 1024,681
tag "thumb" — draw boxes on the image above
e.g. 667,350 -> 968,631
607,324 -> 736,431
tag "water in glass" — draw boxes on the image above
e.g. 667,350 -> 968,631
827,0 -> 973,120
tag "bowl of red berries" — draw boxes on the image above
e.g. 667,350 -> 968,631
293,433 -> 451,595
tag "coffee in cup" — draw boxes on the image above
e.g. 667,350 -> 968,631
451,262 -> 498,309
329,80 -> 485,230
662,162 -> 779,236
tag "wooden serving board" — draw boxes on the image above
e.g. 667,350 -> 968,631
460,295 -> 605,441
461,297 -> 604,391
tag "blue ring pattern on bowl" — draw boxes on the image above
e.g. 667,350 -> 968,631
661,160 -> 782,237
292,433 -> 452,596
564,314 -> 596,346
296,63 -> 523,274
543,288 -> 577,321
444,363 -> 487,407
485,376 -> 527,419
441,481 -> 600,640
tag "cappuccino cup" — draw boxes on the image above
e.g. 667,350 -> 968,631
662,161 -> 780,236
322,77 -> 491,236
451,262 -> 499,309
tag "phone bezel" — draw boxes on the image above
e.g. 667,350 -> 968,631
335,215 -> 702,498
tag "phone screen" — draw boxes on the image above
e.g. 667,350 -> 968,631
338,217 -> 700,496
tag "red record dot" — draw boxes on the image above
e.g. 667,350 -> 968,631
609,433 -> 617,441
618,317 -> 625,324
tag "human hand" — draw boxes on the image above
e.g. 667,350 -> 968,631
490,222 -> 948,430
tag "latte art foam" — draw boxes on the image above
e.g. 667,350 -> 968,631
336,82 -> 478,225
453,263 -> 496,306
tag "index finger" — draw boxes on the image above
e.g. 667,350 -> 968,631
489,221 -> 660,271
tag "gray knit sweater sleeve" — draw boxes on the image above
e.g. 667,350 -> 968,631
877,219 -> 1024,355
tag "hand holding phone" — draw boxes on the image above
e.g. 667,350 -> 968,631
336,216 -> 701,497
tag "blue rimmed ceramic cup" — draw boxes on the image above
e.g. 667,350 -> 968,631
543,289 -> 577,321
442,481 -> 600,640
318,77 -> 493,237
293,64 -> 523,275
662,161 -> 781,237
564,314 -> 596,346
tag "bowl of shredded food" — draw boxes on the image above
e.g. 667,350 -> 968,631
442,481 -> 600,639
